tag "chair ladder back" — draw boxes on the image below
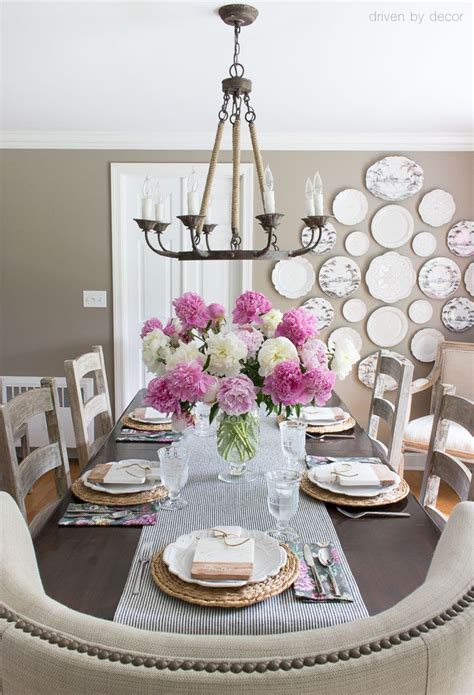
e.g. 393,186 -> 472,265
429,341 -> 474,412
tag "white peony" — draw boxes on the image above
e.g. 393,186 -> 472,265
165,340 -> 203,371
142,329 -> 171,375
258,336 -> 298,377
206,332 -> 248,377
331,338 -> 360,380
260,308 -> 283,338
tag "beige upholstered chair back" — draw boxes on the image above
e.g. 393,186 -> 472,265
64,345 -> 113,471
0,380 -> 70,536
430,341 -> 474,410
1,491 -> 473,695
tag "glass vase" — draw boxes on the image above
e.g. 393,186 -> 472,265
216,410 -> 260,484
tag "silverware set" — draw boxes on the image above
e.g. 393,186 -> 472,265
303,542 -> 341,597
132,541 -> 154,595
63,509 -> 131,520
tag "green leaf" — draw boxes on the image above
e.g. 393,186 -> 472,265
209,402 -> 219,424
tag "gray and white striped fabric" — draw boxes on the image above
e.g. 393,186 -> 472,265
114,418 -> 368,635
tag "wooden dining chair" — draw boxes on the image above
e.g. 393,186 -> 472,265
0,378 -> 31,464
367,350 -> 414,476
0,378 -> 71,536
420,386 -> 474,530
64,345 -> 113,472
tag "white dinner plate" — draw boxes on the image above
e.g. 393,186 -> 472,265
301,222 -> 337,254
319,256 -> 361,298
447,221 -> 474,258
408,300 -> 433,325
345,231 -> 370,257
302,297 -> 334,329
441,297 -> 474,333
418,257 -> 461,299
371,205 -> 414,248
410,329 -> 445,363
365,252 -> 416,303
308,466 -> 399,498
163,528 -> 286,588
419,190 -> 456,227
367,307 -> 408,347
412,232 -> 437,258
272,257 -> 315,299
328,327 -> 362,353
365,156 -> 424,201
82,461 -> 159,494
332,189 -> 368,225
342,298 -> 367,323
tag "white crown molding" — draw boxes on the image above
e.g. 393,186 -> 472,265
1,130 -> 473,151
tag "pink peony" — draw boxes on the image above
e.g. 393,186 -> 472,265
301,368 -> 336,406
140,317 -> 163,339
145,376 -> 180,415
275,307 -> 318,347
171,411 -> 195,433
208,303 -> 226,321
233,325 -> 264,357
299,338 -> 329,371
262,360 -> 305,407
217,375 -> 257,415
232,291 -> 272,325
166,360 -> 214,403
201,376 -> 219,404
173,292 -> 211,331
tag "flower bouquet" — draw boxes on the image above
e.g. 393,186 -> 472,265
141,291 -> 359,482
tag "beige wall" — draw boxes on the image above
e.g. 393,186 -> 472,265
1,149 -> 473,427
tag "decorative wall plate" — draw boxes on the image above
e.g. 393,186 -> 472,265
319,256 -> 361,298
345,231 -> 370,256
301,222 -> 337,254
358,351 -> 408,391
367,307 -> 408,347
371,205 -> 414,248
447,220 -> 474,258
411,328 -> 445,363
272,257 -> 315,299
408,300 -> 433,324
419,190 -> 456,227
365,156 -> 424,201
418,257 -> 461,299
441,297 -> 474,333
328,327 -> 363,353
412,232 -> 437,257
301,297 -> 334,329
365,252 -> 416,303
342,298 -> 367,323
465,263 -> 474,297
332,189 -> 368,225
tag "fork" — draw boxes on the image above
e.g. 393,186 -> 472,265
336,507 -> 410,519
132,541 -> 154,595
307,433 -> 356,441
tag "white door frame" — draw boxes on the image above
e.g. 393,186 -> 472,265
111,162 -> 254,416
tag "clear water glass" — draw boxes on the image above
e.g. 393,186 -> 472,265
279,420 -> 307,472
193,401 -> 213,438
265,469 -> 300,542
158,446 -> 190,510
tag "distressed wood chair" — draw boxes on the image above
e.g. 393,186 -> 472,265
0,378 -> 31,464
420,385 -> 474,530
404,341 -> 474,464
0,378 -> 71,536
64,345 -> 113,472
368,350 -> 414,476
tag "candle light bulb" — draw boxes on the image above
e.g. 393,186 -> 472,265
305,177 -> 315,216
141,175 -> 154,219
313,171 -> 324,216
263,164 -> 276,214
264,164 -> 274,192
187,169 -> 199,194
313,171 -> 323,193
154,182 -> 165,223
187,169 -> 200,215
155,183 -> 163,203
142,176 -> 153,199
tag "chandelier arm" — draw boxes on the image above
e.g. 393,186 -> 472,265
288,226 -> 323,257
231,116 -> 241,243
144,230 -> 180,259
248,121 -> 266,209
198,120 -> 225,232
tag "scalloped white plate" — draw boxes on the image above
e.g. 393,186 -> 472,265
411,329 -> 445,363
332,189 -> 368,225
367,307 -> 408,347
272,257 -> 315,299
366,252 -> 416,303
419,190 -> 456,227
328,327 -> 362,353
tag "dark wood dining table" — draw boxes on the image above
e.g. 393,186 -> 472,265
34,390 -> 440,621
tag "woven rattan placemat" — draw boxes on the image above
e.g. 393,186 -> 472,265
71,478 -> 168,506
300,472 -> 410,508
276,414 -> 356,434
122,415 -> 172,432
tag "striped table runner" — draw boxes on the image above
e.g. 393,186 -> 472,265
114,419 -> 368,635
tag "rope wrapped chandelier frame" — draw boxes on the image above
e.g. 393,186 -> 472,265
134,4 -> 330,261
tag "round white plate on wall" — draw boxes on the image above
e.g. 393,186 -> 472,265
332,189 -> 368,226
408,300 -> 434,324
441,297 -> 474,333
371,205 -> 414,248
367,307 -> 409,347
342,298 -> 367,322
419,190 -> 456,227
447,221 -> 474,258
365,252 -> 416,303
272,257 -> 315,299
301,297 -> 334,330
345,231 -> 370,256
365,156 -> 424,201
411,328 -> 445,362
412,232 -> 437,257
465,263 -> 474,296
328,327 -> 363,353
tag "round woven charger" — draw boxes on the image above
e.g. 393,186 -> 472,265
71,478 -> 168,506
150,547 -> 299,608
122,415 -> 172,432
300,472 -> 410,508
277,414 -> 356,434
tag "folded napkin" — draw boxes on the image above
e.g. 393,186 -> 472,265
58,502 -> 160,527
88,462 -> 161,485
132,407 -> 170,422
191,530 -> 255,581
310,462 -> 397,488
291,542 -> 354,602
300,406 -> 345,423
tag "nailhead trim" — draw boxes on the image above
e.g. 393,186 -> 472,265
0,590 -> 472,675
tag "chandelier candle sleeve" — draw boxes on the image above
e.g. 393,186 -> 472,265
187,170 -> 200,215
305,178 -> 316,216
155,184 -> 165,223
141,176 -> 154,219
263,165 -> 276,214
313,172 -> 324,216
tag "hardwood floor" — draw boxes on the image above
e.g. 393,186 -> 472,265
24,465 -> 458,524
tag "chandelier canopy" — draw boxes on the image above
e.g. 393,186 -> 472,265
134,4 -> 330,261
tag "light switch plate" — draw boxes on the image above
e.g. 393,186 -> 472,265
83,290 -> 107,308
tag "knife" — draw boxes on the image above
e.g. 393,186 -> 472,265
303,544 -> 324,595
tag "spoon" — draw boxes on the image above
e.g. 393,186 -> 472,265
317,545 -> 341,598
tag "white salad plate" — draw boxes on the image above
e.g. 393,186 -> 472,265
163,528 -> 286,588
328,327 -> 363,353
447,221 -> 474,258
418,257 -> 461,299
302,297 -> 334,329
308,466 -> 400,498
342,298 -> 367,323
345,231 -> 370,257
411,329 -> 445,363
408,300 -> 434,325
465,263 -> 474,297
358,351 -> 407,391
301,222 -> 337,254
365,156 -> 424,201
332,189 -> 368,225
365,252 -> 416,303
367,307 -> 408,347
419,190 -> 456,227
319,256 -> 361,298
371,205 -> 414,248
412,232 -> 437,258
82,461 -> 159,495
441,297 -> 474,333
272,257 -> 315,299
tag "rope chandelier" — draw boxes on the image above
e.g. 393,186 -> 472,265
134,4 -> 329,261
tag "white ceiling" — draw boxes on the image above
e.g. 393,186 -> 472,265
1,0 -> 473,148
